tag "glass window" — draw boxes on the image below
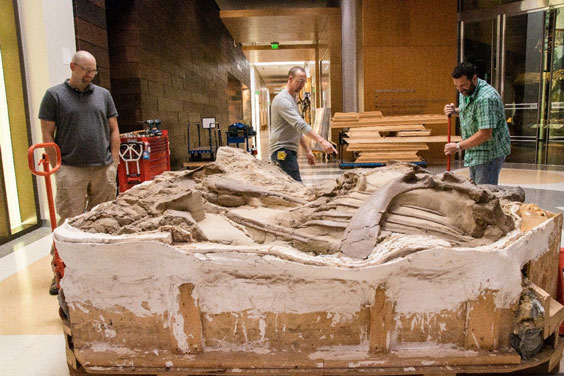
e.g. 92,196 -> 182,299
463,20 -> 495,83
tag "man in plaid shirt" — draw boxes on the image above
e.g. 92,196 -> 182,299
444,62 -> 510,185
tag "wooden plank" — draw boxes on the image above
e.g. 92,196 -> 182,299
346,136 -> 461,144
369,287 -> 393,353
464,291 -> 501,351
346,131 -> 381,138
355,156 -> 421,163
62,322 -> 72,336
178,283 -> 203,353
529,283 -> 564,340
347,144 -> 429,152
358,111 -> 384,118
346,124 -> 426,133
530,283 -> 551,314
83,343 -> 563,375
526,213 -> 562,299
64,329 -> 79,370
547,298 -> 564,340
331,114 -> 448,128
358,152 -> 420,158
397,130 -> 432,137
356,153 -> 420,163
347,143 -> 429,152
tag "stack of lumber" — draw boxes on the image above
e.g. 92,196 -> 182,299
331,112 -> 461,163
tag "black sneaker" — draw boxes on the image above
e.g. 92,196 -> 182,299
49,275 -> 59,295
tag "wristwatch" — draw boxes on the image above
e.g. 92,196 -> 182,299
455,142 -> 461,152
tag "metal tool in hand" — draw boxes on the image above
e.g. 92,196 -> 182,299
447,114 -> 452,171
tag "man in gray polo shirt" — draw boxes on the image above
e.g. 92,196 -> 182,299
39,50 -> 120,295
270,66 -> 337,182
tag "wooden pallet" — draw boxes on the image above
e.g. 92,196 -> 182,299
65,342 -> 563,376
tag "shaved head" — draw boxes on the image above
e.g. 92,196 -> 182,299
69,50 -> 97,90
72,50 -> 96,65
288,66 -> 306,78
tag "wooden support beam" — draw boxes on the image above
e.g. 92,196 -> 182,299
178,283 -> 203,354
464,291 -> 501,351
369,287 -> 393,353
530,283 -> 564,340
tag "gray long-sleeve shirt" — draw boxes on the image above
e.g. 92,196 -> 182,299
269,89 -> 312,153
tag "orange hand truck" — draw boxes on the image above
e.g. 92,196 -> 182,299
28,143 -> 63,288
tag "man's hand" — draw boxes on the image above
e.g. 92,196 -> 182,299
320,139 -> 337,155
306,150 -> 316,165
444,142 -> 458,156
444,103 -> 457,116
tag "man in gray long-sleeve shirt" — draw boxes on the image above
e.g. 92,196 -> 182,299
270,66 -> 337,182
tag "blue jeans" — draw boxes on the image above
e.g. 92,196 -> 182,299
469,156 -> 505,185
271,148 -> 302,182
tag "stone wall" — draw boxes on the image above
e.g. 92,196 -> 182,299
108,1 -> 250,169
74,0 -> 251,169
73,0 -> 111,89
227,74 -> 243,124
361,0 -> 457,163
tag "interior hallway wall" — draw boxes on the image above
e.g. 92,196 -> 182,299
361,0 -> 457,163
18,0 -> 76,224
317,9 -> 342,146
102,0 -> 250,169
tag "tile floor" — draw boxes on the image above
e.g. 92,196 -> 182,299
3,160 -> 564,375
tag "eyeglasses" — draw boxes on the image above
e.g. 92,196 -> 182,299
74,63 -> 98,75
294,78 -> 307,84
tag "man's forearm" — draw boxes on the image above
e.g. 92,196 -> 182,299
111,133 -> 120,162
299,136 -> 310,152
304,129 -> 337,155
305,130 -> 324,144
41,120 -> 58,167
43,138 -> 58,168
459,129 -> 492,150
108,117 -> 120,163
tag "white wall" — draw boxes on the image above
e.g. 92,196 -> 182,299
17,0 -> 76,223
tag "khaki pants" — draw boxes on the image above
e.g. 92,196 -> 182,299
50,163 -> 117,280
55,163 -> 117,225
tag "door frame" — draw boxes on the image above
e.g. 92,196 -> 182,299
459,0 -> 564,165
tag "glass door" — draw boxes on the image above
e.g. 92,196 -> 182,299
543,7 -> 564,164
463,19 -> 496,84
503,11 -> 544,163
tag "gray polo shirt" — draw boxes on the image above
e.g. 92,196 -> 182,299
38,80 -> 118,166
270,88 -> 312,153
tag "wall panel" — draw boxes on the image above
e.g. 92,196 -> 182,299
361,0 -> 457,163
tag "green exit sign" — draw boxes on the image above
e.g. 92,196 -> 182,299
271,42 -> 279,49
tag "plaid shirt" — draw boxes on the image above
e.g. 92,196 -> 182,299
458,78 -> 511,166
